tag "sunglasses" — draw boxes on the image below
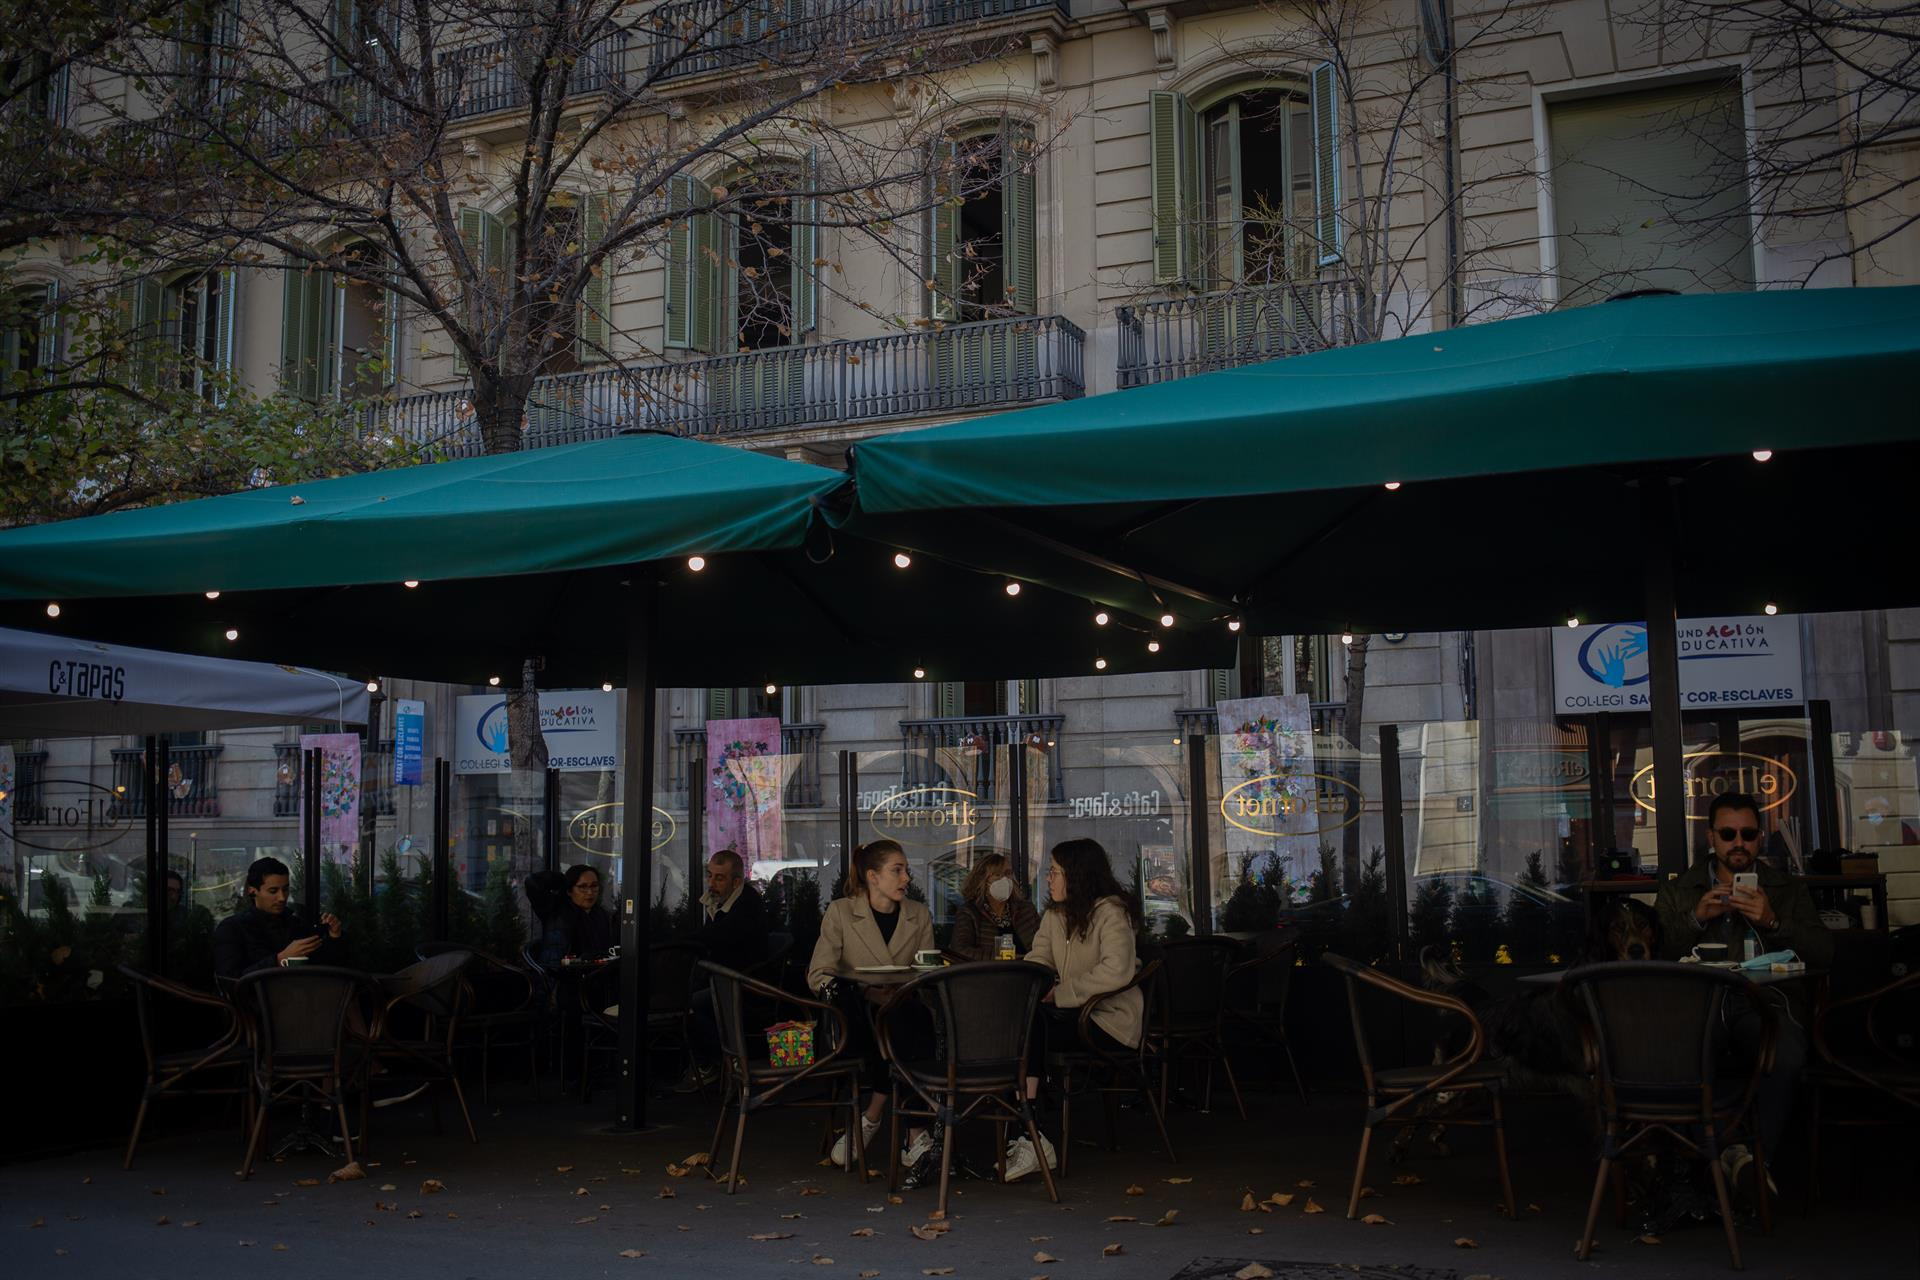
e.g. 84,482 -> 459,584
1715,826 -> 1761,843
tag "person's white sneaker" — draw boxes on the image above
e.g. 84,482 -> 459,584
1720,1143 -> 1778,1197
831,1115 -> 881,1168
901,1129 -> 935,1169
1002,1132 -> 1056,1182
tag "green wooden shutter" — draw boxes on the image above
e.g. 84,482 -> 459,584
1002,122 -> 1036,315
135,278 -> 166,391
706,687 -> 736,720
381,282 -> 399,386
331,0 -> 357,75
213,267 -> 237,402
935,682 -> 962,719
925,139 -> 958,320
578,192 -> 610,364
279,264 -> 329,400
792,149 -> 819,335
37,279 -> 61,368
1150,90 -> 1198,285
454,206 -> 504,374
1310,62 -> 1342,266
665,175 -> 714,352
1208,668 -> 1233,704
47,63 -> 69,125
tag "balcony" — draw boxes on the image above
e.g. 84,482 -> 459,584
375,313 -> 1084,457
1116,277 -> 1361,388
9,751 -> 49,824
670,722 -> 826,810
109,745 -> 223,819
275,741 -> 397,818
897,714 -> 1066,805
647,0 -> 1071,85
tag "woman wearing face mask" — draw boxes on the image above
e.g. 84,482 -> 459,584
948,852 -> 1041,962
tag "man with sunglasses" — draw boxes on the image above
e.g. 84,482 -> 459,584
1655,791 -> 1832,1207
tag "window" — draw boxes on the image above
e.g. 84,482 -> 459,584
665,165 -> 818,354
6,52 -> 68,125
167,271 -> 233,400
1,282 -> 59,377
1548,76 -> 1755,306
1151,70 -> 1340,289
926,123 -> 1035,320
936,681 -> 1008,719
282,245 -> 397,401
176,3 -> 240,113
451,197 -> 611,376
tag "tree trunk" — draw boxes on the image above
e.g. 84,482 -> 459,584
1340,634 -> 1370,889
472,370 -> 536,455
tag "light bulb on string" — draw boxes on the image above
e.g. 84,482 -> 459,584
1227,618 -> 1242,633
1751,449 -> 1773,463
224,628 -> 239,641
601,681 -> 614,692
45,603 -> 60,618
892,552 -> 912,569
366,680 -> 379,693
913,666 -> 926,680
205,590 -> 221,600
764,683 -> 777,696
1159,613 -> 1174,628
1383,481 -> 1402,491
1094,656 -> 1107,671
1094,610 -> 1109,626
1004,581 -> 1022,596
1566,615 -> 1581,629
1340,631 -> 1354,646
687,555 -> 707,572
1147,640 -> 1161,653
403,579 -> 420,589
1764,602 -> 1779,616
487,675 -> 501,687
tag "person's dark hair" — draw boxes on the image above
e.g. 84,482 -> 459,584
845,839 -> 905,899
1046,839 -> 1140,940
1706,792 -> 1762,826
165,868 -> 184,886
563,863 -> 603,893
709,848 -> 744,877
961,852 -> 1021,907
244,856 -> 290,891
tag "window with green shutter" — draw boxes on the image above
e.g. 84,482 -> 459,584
578,192 -> 611,364
665,174 -> 715,352
162,269 -> 234,401
792,149 -> 820,336
453,206 -> 505,374
281,262 -> 333,400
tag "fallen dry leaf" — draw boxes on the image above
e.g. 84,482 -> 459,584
1240,1192 -> 1257,1212
420,1179 -> 446,1195
1391,1173 -> 1424,1186
573,1215 -> 599,1225
374,1202 -> 397,1212
1636,1234 -> 1662,1246
328,1161 -> 367,1183
1105,1215 -> 1137,1223
1028,1235 -> 1051,1242
780,1212 -> 804,1220
1302,1199 -> 1325,1215
1454,1237 -> 1479,1248
800,1187 -> 825,1198
1124,1184 -> 1144,1196
922,1270 -> 955,1277
909,1221 -> 950,1241
1526,1202 -> 1544,1214
811,1256 -> 834,1266
617,1248 -> 645,1258
1153,1209 -> 1179,1227
860,1273 -> 880,1279
747,1232 -> 796,1241
574,1187 -> 590,1196
1236,1266 -> 1275,1280
1164,1176 -> 1193,1185
182,1220 -> 199,1228
405,1210 -> 423,1220
1265,1193 -> 1294,1208
29,1217 -> 45,1228
1034,1252 -> 1059,1264
155,1216 -> 171,1226
1247,1227 -> 1264,1235
151,1188 -> 167,1196
664,1163 -> 689,1178
273,1243 -> 289,1251
292,1178 -> 320,1188
1360,1212 -> 1392,1225
657,1186 -> 676,1199
599,1204 -> 611,1212
237,1240 -> 256,1247
1358,1186 -> 1378,1199
379,1184 -> 397,1192
887,1195 -> 904,1206
1102,1242 -> 1125,1256
849,1226 -> 876,1238
928,1209 -> 946,1221
1295,1179 -> 1316,1189
683,1152 -> 711,1168
556,1165 -> 575,1174
82,1177 -> 93,1185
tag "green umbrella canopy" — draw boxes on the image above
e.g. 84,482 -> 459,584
0,431 -> 1232,685
842,287 -> 1920,634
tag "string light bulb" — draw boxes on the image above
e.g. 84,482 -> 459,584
224,628 -> 239,641
487,675 -> 501,686
403,579 -> 420,589
1340,631 -> 1354,646
1227,618 -> 1242,633
892,552 -> 912,569
204,590 -> 221,600
365,680 -> 379,693
764,683 -> 777,696
1159,613 -> 1175,628
1751,449 -> 1773,463
1384,480 -> 1402,491
913,666 -> 926,680
45,603 -> 60,618
1004,581 -> 1022,596
1764,602 -> 1779,616
1094,656 -> 1108,671
1147,640 -> 1161,653
687,555 -> 707,572
1094,610 -> 1110,626
1566,615 -> 1581,629
601,681 -> 614,692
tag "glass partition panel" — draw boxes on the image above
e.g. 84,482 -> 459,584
1029,730 -> 1189,936
854,743 -> 1017,948
1830,728 -> 1916,928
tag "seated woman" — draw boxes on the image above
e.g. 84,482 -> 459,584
1011,837 -> 1144,1182
947,852 -> 1041,962
806,839 -> 934,1173
537,864 -> 614,967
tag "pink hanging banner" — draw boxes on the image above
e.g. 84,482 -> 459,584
299,732 -> 363,858
705,717 -> 784,877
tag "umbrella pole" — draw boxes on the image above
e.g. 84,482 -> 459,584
616,580 -> 659,1130
1638,479 -> 1689,877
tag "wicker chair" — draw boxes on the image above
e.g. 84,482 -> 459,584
697,960 -> 867,1192
1562,961 -> 1773,1268
875,960 -> 1058,1216
1321,952 -> 1516,1221
415,943 -> 540,1103
1157,937 -> 1247,1117
1044,957 -> 1174,1175
117,965 -> 254,1169
1805,969 -> 1920,1208
1223,934 -> 1310,1102
362,950 -> 478,1150
233,965 -> 372,1179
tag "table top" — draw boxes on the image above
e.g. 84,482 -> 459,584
1518,965 -> 1822,987
831,963 -> 943,987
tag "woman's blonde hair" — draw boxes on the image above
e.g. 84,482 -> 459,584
844,838 -> 906,899
960,852 -> 1023,906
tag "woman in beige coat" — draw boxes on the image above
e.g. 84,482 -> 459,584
1010,838 -> 1144,1181
807,839 -> 934,1171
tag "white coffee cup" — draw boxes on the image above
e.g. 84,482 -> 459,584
1691,942 -> 1729,963
1860,903 -> 1879,931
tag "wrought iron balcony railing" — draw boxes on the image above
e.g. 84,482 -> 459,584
897,713 -> 1066,806
109,745 -> 223,819
647,0 -> 1070,83
373,312 -> 1084,458
1116,277 -> 1362,388
274,741 -> 397,818
670,722 -> 827,809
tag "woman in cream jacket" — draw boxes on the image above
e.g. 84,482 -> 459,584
1011,838 -> 1144,1180
807,839 -> 934,1171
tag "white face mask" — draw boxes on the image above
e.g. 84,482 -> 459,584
988,876 -> 1015,903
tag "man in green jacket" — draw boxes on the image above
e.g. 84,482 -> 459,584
1654,792 -> 1831,1194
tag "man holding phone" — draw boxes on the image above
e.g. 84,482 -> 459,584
1655,791 -> 1831,1204
212,856 -> 349,981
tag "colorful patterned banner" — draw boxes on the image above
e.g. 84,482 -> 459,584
299,732 -> 362,858
1216,694 -> 1319,868
705,717 -> 784,876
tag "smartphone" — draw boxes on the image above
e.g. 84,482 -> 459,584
1733,872 -> 1759,892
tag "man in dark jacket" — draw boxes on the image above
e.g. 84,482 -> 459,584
693,849 -> 767,973
212,856 -> 347,982
1654,792 -> 1831,1197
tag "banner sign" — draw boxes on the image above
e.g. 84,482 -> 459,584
453,689 -> 619,774
1216,694 -> 1321,863
1551,615 -> 1803,713
298,732 -> 361,853
392,698 -> 425,786
706,717 -> 784,874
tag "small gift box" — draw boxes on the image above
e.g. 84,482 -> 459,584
765,1019 -> 816,1067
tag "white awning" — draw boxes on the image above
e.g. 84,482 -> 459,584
0,627 -> 368,737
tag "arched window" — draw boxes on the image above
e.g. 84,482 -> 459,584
926,121 -> 1036,320
664,159 -> 819,355
1,282 -> 60,376
1151,67 -> 1341,289
281,244 -> 396,401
